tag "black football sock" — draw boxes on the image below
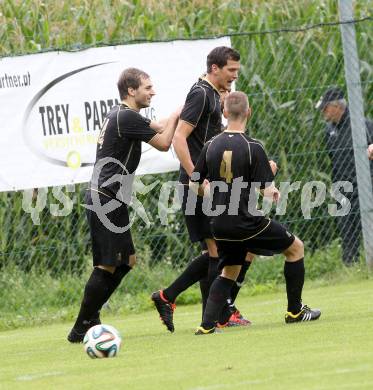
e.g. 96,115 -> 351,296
207,256 -> 220,284
91,263 -> 133,321
108,263 -> 132,298
284,258 -> 305,314
163,252 -> 209,303
201,276 -> 235,329
73,267 -> 117,331
218,261 -> 251,324
230,261 -> 250,304
199,256 -> 220,317
199,276 -> 210,319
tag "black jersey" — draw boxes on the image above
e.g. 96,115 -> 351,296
179,78 -> 222,184
90,104 -> 157,200
191,131 -> 274,240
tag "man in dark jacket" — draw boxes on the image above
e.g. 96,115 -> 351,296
316,87 -> 373,265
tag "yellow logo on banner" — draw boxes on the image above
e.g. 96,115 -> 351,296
66,150 -> 81,169
72,117 -> 83,133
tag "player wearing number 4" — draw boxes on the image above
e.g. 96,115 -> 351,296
190,91 -> 321,335
151,46 -> 252,332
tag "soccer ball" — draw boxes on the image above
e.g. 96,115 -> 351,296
83,324 -> 121,358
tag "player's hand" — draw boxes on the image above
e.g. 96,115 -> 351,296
269,160 -> 278,175
367,144 -> 373,160
200,179 -> 210,197
272,187 -> 280,203
261,184 -> 280,203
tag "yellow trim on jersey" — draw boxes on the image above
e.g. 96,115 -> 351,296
213,219 -> 271,242
179,118 -> 197,128
89,188 -> 113,199
201,76 -> 221,94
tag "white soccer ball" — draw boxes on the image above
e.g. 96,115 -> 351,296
83,324 -> 121,358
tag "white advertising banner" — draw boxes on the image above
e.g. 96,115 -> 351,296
0,37 -> 230,192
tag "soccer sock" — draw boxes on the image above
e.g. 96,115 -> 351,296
202,276 -> 235,329
284,258 -> 305,314
199,256 -> 220,317
207,256 -> 220,284
163,252 -> 209,303
199,276 -> 210,318
73,267 -> 117,331
230,261 -> 250,304
218,261 -> 251,324
91,263 -> 133,321
111,263 -> 132,294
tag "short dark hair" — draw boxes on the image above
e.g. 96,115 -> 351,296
117,68 -> 150,100
206,46 -> 240,73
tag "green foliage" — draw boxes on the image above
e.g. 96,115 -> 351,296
0,1 -> 371,56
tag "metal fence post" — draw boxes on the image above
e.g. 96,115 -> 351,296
339,0 -> 373,268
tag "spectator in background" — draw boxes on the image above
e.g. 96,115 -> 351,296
316,87 -> 373,265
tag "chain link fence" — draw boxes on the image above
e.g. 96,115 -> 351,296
1,17 -> 372,327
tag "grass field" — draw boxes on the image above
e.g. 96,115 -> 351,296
1,278 -> 373,390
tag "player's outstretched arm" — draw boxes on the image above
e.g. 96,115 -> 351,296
148,111 -> 180,151
150,105 -> 183,134
150,118 -> 168,133
172,120 -> 195,177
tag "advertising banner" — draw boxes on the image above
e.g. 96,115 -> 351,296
0,37 -> 230,191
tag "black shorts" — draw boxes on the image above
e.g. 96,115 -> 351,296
216,219 -> 295,270
178,184 -> 213,243
85,190 -> 135,267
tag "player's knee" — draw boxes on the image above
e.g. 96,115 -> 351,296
128,254 -> 136,268
245,252 -> 255,262
205,239 -> 218,257
283,237 -> 304,259
221,265 -> 241,281
294,238 -> 304,257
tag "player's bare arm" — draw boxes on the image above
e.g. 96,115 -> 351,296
172,120 -> 195,177
367,144 -> 373,160
150,106 -> 183,134
150,118 -> 168,133
148,111 -> 180,151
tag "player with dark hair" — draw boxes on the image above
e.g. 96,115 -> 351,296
151,46 -> 252,332
67,67 -> 180,343
189,91 -> 321,335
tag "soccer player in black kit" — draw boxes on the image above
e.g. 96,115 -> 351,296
67,68 -> 180,342
189,91 -> 321,335
151,46 -> 252,332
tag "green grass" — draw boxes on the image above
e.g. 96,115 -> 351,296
1,279 -> 373,390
